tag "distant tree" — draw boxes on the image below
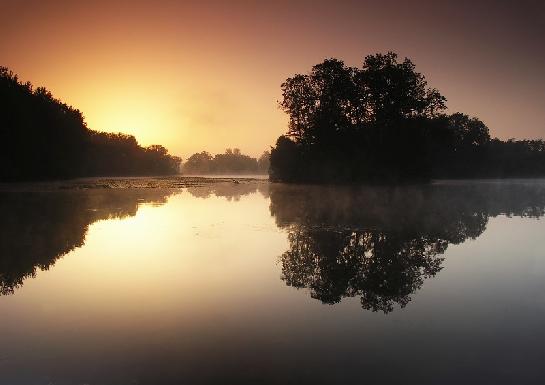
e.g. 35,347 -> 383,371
212,149 -> 258,174
182,149 -> 268,175
183,151 -> 213,174
257,151 -> 270,173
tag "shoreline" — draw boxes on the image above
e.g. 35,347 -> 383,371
2,175 -> 545,192
0,175 -> 269,192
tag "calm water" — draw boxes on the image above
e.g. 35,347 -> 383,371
1,179 -> 545,384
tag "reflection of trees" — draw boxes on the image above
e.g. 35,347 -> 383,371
283,229 -> 446,312
270,182 -> 545,313
186,180 -> 269,201
0,189 -> 173,295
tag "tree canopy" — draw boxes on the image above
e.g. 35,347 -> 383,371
270,52 -> 545,182
0,67 -> 181,181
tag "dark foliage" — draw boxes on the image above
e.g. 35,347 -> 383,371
0,67 -> 181,181
183,148 -> 270,174
270,52 -> 545,182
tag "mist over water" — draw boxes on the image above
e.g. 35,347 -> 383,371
1,179 -> 545,384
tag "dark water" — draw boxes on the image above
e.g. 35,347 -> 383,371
1,179 -> 545,384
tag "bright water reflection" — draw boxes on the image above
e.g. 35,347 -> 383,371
1,180 -> 545,384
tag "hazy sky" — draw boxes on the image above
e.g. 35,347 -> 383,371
1,0 -> 544,158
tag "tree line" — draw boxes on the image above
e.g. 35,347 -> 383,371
182,148 -> 270,175
0,67 -> 181,181
270,52 -> 545,183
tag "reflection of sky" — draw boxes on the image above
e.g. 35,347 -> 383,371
1,189 -> 544,384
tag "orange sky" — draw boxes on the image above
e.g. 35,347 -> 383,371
1,0 -> 544,159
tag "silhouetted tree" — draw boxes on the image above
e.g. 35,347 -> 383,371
0,67 -> 181,181
358,52 -> 446,123
270,52 -> 545,182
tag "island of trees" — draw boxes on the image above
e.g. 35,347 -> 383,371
182,149 -> 270,175
0,67 -> 181,181
270,52 -> 545,183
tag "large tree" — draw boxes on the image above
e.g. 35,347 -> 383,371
359,52 -> 446,123
279,52 -> 446,147
271,52 -> 545,182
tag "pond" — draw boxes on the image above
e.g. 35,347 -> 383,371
1,179 -> 545,384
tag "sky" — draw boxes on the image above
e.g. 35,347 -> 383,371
1,0 -> 544,159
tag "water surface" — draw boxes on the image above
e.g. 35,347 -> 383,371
1,179 -> 545,384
